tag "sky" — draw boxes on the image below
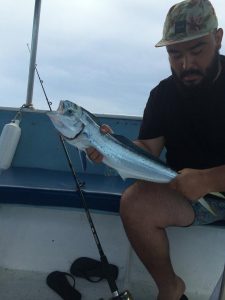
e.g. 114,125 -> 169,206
1,0 -> 225,116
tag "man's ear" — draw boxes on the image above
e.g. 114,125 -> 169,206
215,28 -> 223,49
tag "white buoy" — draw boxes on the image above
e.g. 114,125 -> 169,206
0,119 -> 21,172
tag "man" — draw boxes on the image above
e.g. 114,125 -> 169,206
88,0 -> 225,299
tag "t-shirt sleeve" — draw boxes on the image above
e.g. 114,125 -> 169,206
138,85 -> 166,140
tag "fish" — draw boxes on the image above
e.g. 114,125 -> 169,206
47,100 -> 217,216
47,100 -> 177,183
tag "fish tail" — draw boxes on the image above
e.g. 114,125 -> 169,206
198,198 -> 217,216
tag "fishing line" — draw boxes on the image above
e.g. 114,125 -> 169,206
11,104 -> 27,123
27,44 -> 132,299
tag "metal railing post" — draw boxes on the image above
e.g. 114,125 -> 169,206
25,0 -> 42,108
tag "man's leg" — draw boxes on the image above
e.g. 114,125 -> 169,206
120,181 -> 195,300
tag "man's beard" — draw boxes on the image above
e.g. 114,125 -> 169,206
172,51 -> 221,98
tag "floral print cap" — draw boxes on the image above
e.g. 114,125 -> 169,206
155,0 -> 218,47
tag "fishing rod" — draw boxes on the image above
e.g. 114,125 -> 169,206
27,44 -> 133,300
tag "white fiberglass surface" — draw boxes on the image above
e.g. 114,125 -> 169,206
0,205 -> 224,299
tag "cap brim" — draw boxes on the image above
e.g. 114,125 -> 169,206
155,32 -> 212,47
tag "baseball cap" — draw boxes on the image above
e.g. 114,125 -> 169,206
155,0 -> 218,47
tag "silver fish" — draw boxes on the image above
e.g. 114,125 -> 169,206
47,100 -> 217,216
47,100 -> 177,183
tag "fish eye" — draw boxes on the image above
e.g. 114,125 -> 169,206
67,109 -> 73,115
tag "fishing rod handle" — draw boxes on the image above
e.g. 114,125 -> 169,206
100,254 -> 120,296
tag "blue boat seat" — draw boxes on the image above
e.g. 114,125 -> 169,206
0,167 -> 132,213
0,167 -> 224,226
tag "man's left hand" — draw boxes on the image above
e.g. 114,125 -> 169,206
169,168 -> 210,202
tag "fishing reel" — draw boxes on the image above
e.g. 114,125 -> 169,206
110,290 -> 134,300
118,290 -> 133,299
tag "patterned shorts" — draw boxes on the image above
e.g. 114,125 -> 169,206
192,193 -> 225,225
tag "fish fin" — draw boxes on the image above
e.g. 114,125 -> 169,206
117,170 -> 128,180
208,192 -> 225,199
111,134 -> 169,168
198,198 -> 217,216
104,166 -> 119,177
117,169 -> 153,182
78,150 -> 87,172
82,107 -> 102,126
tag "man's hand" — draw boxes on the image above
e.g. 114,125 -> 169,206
86,124 -> 113,163
169,168 -> 210,201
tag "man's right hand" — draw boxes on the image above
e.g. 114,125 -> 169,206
86,124 -> 113,163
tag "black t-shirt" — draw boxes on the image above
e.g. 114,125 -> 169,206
139,55 -> 225,171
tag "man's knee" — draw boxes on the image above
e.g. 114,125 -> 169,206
120,181 -> 153,219
120,184 -> 136,217
120,181 -> 195,228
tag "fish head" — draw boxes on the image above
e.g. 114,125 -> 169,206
47,100 -> 84,139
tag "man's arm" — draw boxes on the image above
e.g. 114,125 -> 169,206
136,139 -> 225,201
170,165 -> 225,201
135,136 -> 165,157
138,138 -> 225,200
205,165 -> 225,193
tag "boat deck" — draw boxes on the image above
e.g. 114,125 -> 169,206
0,268 -> 125,300
0,268 -> 212,300
0,204 -> 224,300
